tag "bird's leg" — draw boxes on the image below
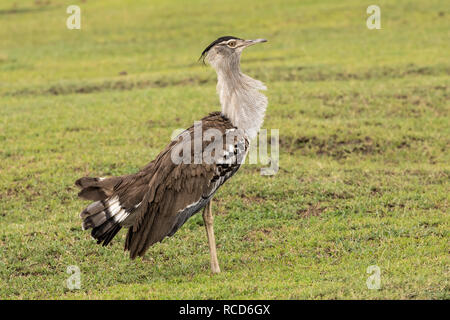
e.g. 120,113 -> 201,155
202,200 -> 221,274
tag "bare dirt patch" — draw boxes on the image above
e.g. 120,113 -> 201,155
296,202 -> 326,218
280,134 -> 383,159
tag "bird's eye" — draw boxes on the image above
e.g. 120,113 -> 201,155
227,41 -> 236,47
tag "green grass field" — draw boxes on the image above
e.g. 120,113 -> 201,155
0,0 -> 448,299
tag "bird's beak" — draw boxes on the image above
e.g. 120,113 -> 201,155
242,39 -> 268,48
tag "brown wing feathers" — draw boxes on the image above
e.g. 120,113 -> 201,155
76,112 -> 244,258
125,162 -> 217,258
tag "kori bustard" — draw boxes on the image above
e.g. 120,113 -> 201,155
76,36 -> 268,273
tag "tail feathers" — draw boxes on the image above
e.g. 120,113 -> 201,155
78,187 -> 109,201
75,176 -> 121,189
80,195 -> 130,246
80,199 -> 111,219
75,176 -> 121,201
95,224 -> 122,247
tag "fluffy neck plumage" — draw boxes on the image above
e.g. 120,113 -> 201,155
214,56 -> 268,140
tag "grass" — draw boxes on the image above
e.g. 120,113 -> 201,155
0,0 -> 448,299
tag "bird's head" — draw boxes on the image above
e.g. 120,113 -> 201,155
200,36 -> 267,70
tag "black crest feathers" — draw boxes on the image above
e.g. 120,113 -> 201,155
199,36 -> 242,63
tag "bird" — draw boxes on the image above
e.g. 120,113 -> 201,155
75,36 -> 268,273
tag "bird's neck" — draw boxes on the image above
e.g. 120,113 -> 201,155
215,65 -> 268,140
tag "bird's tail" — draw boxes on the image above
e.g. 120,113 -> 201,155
75,176 -> 125,246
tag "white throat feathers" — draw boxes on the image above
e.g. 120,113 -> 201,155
210,54 -> 268,140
